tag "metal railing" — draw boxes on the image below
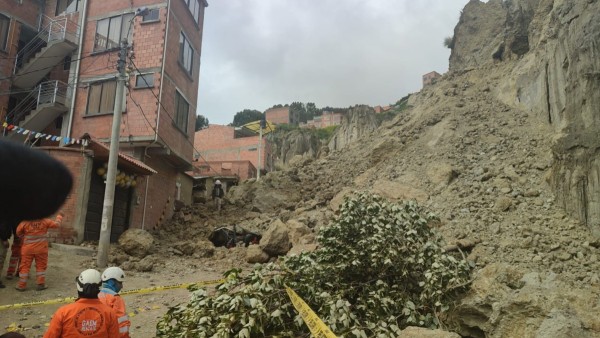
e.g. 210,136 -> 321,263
5,81 -> 69,126
14,15 -> 79,73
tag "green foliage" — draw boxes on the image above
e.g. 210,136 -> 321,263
232,109 -> 263,127
272,123 -> 298,132
376,94 -> 412,125
195,115 -> 209,131
156,192 -> 472,337
443,36 -> 455,49
395,94 -> 411,111
315,125 -> 338,141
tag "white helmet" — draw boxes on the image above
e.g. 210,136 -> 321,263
77,269 -> 102,292
215,180 -> 222,185
102,267 -> 125,282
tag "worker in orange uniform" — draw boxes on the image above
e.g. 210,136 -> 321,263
98,267 -> 131,337
44,269 -> 120,337
15,212 -> 63,291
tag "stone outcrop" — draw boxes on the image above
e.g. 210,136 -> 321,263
449,264 -> 600,338
328,105 -> 378,151
259,219 -> 292,256
270,129 -> 321,169
451,0 -> 600,234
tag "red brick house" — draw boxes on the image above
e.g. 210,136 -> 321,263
422,71 -> 442,87
265,106 -> 297,125
1,0 -> 208,243
193,124 -> 272,181
300,111 -> 343,129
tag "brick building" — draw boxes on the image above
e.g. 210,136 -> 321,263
193,124 -> 272,180
265,106 -> 296,125
1,0 -> 208,243
422,71 -> 442,87
300,111 -> 343,129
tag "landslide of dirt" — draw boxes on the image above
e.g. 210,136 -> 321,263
146,62 -> 600,336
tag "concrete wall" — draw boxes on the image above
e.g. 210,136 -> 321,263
194,124 -> 272,173
265,106 -> 291,124
193,160 -> 256,181
42,147 -> 93,244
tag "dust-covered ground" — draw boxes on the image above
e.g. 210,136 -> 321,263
0,245 -> 236,337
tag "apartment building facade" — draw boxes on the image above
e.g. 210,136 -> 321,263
193,124 -> 272,180
300,111 -> 343,129
422,70 -> 441,87
1,0 -> 207,243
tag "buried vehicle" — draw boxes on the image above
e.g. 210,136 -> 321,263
208,225 -> 261,248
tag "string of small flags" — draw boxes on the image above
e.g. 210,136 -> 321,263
2,122 -> 89,146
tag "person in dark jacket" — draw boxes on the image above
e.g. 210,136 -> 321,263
0,140 -> 72,224
0,223 -> 10,289
211,180 -> 225,212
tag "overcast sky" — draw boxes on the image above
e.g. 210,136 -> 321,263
197,0 -> 472,125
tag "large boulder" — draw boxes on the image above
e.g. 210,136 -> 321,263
449,263 -> 600,337
259,219 -> 292,256
285,219 -> 312,246
246,245 -> 269,263
118,228 -> 154,258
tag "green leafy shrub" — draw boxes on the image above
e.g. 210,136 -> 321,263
315,125 -> 339,141
156,192 -> 472,337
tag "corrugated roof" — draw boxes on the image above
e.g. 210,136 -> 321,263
236,120 -> 276,136
87,139 -> 157,175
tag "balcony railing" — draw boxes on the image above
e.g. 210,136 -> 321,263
5,81 -> 69,126
14,15 -> 79,73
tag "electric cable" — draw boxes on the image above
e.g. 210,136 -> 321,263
127,56 -> 222,175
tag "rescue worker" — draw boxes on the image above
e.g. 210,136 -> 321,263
44,269 -> 119,337
211,180 -> 225,212
15,212 -> 63,291
98,267 -> 131,337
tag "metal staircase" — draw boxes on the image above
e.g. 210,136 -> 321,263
5,81 -> 69,139
12,16 -> 79,89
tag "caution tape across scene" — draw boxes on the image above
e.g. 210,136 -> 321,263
285,286 -> 337,338
0,279 -> 225,311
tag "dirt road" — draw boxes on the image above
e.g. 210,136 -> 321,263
0,248 -> 225,337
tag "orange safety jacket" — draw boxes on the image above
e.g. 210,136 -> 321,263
44,298 -> 120,338
16,215 -> 62,255
98,288 -> 131,338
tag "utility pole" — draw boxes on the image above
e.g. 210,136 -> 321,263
257,118 -> 266,180
97,39 -> 128,268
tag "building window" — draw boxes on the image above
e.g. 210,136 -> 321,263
179,32 -> 194,75
142,8 -> 159,22
94,13 -> 134,52
135,73 -> 154,88
0,14 -> 9,52
86,80 -> 117,115
56,0 -> 80,15
174,91 -> 189,132
183,0 -> 201,25
63,55 -> 71,70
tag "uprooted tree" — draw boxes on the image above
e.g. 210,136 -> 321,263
156,192 -> 472,337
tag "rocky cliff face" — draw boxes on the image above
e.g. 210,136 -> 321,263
452,0 -> 600,235
269,129 -> 321,169
328,105 -> 378,151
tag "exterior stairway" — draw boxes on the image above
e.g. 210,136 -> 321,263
4,81 -> 69,141
12,16 -> 78,89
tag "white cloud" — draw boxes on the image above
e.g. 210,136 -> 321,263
197,0 -> 468,124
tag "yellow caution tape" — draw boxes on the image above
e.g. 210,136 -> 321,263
285,286 -> 337,338
120,278 -> 225,296
0,278 -> 225,311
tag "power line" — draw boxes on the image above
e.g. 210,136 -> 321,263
127,57 -> 221,175
0,51 -> 109,82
